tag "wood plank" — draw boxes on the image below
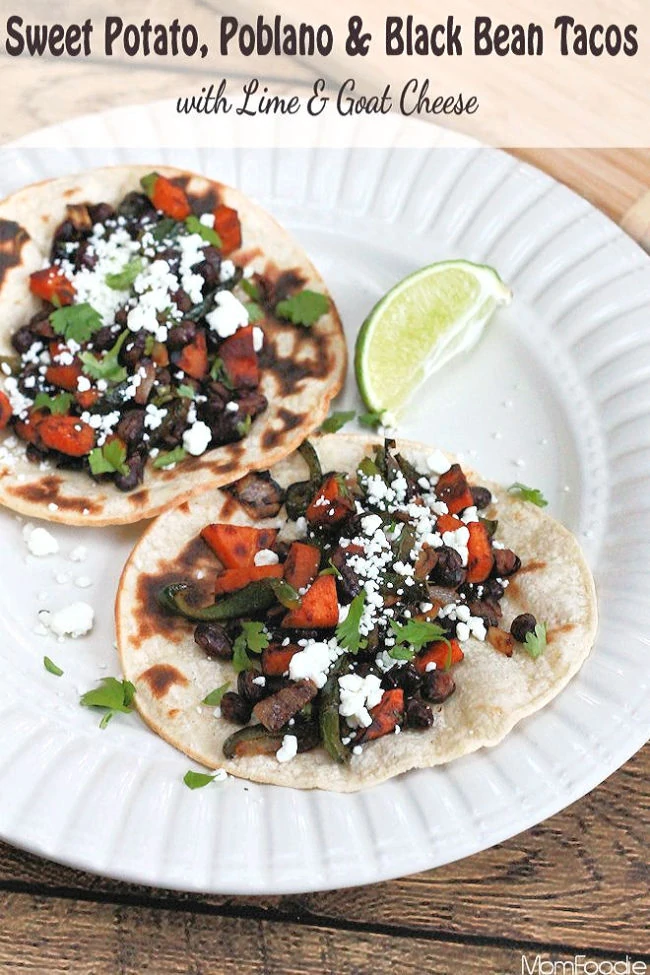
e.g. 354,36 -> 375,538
1,744 -> 649,954
0,890 -> 537,975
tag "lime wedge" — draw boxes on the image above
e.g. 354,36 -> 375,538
355,260 -> 511,416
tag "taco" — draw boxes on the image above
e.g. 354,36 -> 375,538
0,165 -> 345,525
116,435 -> 597,792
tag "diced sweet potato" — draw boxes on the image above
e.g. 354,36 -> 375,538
0,391 -> 11,429
282,574 -> 339,629
466,521 -> 494,583
37,415 -> 94,457
177,330 -> 208,379
214,564 -> 283,595
355,689 -> 404,744
261,643 -> 300,677
29,266 -> 75,305
306,474 -> 354,527
45,363 -> 82,392
213,204 -> 242,254
283,542 -> 321,590
436,513 -> 464,534
435,464 -> 474,515
414,639 -> 464,674
148,174 -> 191,220
219,326 -> 259,389
200,523 -> 278,568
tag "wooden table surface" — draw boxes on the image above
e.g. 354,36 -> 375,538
2,36 -> 650,973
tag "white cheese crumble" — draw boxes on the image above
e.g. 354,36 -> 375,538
68,545 -> 88,563
288,639 -> 341,689
43,601 -> 94,639
182,421 -> 212,456
427,450 -> 452,475
338,673 -> 383,729
276,734 -> 298,764
205,290 -> 249,338
252,326 -> 264,352
23,524 -> 59,557
253,549 -> 279,567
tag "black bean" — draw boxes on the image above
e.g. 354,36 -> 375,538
220,692 -> 252,725
114,451 -> 146,492
171,289 -> 192,313
480,579 -> 505,602
117,191 -> 156,222
471,486 -> 492,510
430,546 -> 465,588
11,326 -> 37,355
395,663 -> 422,696
75,240 -> 97,271
467,600 -> 501,629
510,613 -> 537,643
405,698 -> 434,729
92,325 -> 120,351
194,622 -> 233,659
421,671 -> 456,703
120,331 -> 147,371
17,364 -> 42,397
88,202 -> 115,224
167,321 -> 197,351
116,409 -> 146,448
492,549 -> 522,578
237,670 -> 268,704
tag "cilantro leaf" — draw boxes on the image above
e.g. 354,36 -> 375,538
33,392 -> 73,415
80,330 -> 128,384
50,303 -> 103,344
245,301 -> 265,323
105,258 -> 144,291
359,410 -> 386,429
236,414 -> 252,438
508,482 -> 548,508
335,591 -> 367,654
275,290 -> 329,327
231,621 -> 270,674
79,677 -> 136,729
320,410 -> 355,434
523,622 -> 547,659
185,214 -> 223,248
240,278 -> 260,300
88,440 -> 129,477
202,682 -> 230,707
184,770 -> 220,790
152,446 -> 187,469
388,644 -> 416,662
152,217 -> 181,242
177,384 -> 195,399
209,356 -> 233,387
43,656 -> 63,676
390,619 -> 449,652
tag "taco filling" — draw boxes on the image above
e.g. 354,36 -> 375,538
0,172 -> 329,491
158,439 -> 547,765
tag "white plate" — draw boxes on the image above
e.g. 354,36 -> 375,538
1,109 -> 649,894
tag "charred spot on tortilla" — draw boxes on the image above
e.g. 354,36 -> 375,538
170,174 -> 221,215
262,410 -> 303,450
7,474 -> 104,513
518,559 -> 547,574
178,501 -> 191,515
133,570 -> 205,646
0,219 -> 30,285
168,708 -> 181,718
547,622 -> 576,642
139,663 -> 189,699
127,489 -> 150,507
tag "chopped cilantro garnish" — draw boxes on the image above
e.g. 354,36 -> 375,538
88,440 -> 129,477
177,384 -> 195,399
523,622 -> 547,659
43,656 -> 63,676
50,303 -> 103,344
185,214 -> 222,248
335,591 -> 367,654
80,330 -> 128,384
241,278 -> 260,300
183,770 -> 220,790
79,677 -> 136,729
508,482 -> 548,508
202,682 -> 230,706
153,446 -> 187,469
231,621 -> 270,674
33,392 -> 73,415
390,619 -> 449,652
358,410 -> 386,429
275,289 -> 329,327
320,410 -> 355,434
209,356 -> 233,387
245,301 -> 265,323
105,258 -> 144,291
388,644 -> 416,662
151,217 -> 181,242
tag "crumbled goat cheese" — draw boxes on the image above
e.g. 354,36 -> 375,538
254,549 -> 279,567
44,601 -> 94,639
205,290 -> 249,338
289,639 -> 341,689
144,403 -> 168,431
23,525 -> 59,557
219,259 -> 236,282
68,545 -> 88,562
182,421 -> 212,456
338,673 -> 383,729
276,734 -> 298,763
252,326 -> 264,351
427,450 -> 452,475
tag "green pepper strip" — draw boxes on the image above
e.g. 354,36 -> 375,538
158,578 -> 301,622
222,724 -> 284,759
185,269 -> 243,322
479,517 -> 499,538
319,656 -> 351,765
